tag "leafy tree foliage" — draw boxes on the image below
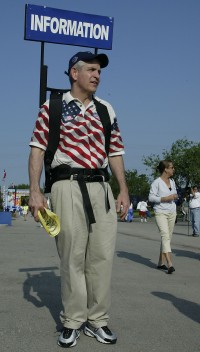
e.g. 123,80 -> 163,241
143,138 -> 200,189
109,169 -> 150,200
8,184 -> 29,189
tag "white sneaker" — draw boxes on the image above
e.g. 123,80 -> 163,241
84,324 -> 117,344
58,328 -> 80,348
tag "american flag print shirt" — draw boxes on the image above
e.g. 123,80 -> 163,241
30,91 -> 125,169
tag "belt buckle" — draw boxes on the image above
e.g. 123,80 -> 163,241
83,174 -> 93,182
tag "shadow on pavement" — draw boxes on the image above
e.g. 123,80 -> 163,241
21,268 -> 62,331
173,249 -> 200,261
116,251 -> 156,269
173,232 -> 190,237
152,291 -> 200,324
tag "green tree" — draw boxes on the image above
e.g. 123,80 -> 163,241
125,170 -> 150,199
109,169 -> 150,200
8,184 -> 29,189
143,138 -> 200,189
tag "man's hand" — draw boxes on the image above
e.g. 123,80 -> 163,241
28,190 -> 48,222
116,189 -> 130,221
108,155 -> 130,221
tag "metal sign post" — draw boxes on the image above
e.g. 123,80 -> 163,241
39,42 -> 48,106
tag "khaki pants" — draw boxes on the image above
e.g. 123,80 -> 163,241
155,212 -> 176,253
51,180 -> 117,329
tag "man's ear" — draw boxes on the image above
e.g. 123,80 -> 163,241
70,67 -> 78,81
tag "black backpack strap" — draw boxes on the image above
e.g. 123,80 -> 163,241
48,92 -> 63,156
44,92 -> 63,193
93,97 -> 111,156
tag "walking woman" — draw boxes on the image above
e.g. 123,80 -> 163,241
149,160 -> 178,274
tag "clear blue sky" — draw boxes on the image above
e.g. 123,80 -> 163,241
0,0 -> 199,187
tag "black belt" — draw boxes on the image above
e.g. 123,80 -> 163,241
70,174 -> 105,182
51,165 -> 110,225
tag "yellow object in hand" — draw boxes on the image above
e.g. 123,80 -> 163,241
38,208 -> 60,237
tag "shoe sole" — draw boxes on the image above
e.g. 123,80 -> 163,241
84,327 -> 116,344
57,339 -> 77,348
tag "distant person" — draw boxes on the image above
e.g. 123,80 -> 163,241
22,205 -> 29,221
149,160 -> 178,274
189,186 -> 200,237
125,202 -> 133,222
19,206 -> 23,216
137,200 -> 148,222
146,200 -> 152,219
181,197 -> 189,222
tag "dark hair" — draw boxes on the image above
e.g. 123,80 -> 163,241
157,160 -> 173,174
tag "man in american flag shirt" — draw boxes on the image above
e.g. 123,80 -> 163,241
28,51 -> 129,348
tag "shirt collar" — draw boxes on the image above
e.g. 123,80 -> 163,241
62,91 -> 95,110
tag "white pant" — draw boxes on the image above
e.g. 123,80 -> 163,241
51,179 -> 117,329
155,212 -> 176,253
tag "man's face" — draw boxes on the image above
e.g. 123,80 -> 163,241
72,60 -> 101,94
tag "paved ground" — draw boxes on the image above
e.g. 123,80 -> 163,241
0,215 -> 199,352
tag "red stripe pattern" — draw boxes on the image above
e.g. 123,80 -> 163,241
30,94 -> 124,169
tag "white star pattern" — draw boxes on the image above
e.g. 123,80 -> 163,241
62,101 -> 81,122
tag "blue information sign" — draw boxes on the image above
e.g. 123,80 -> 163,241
24,4 -> 114,50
